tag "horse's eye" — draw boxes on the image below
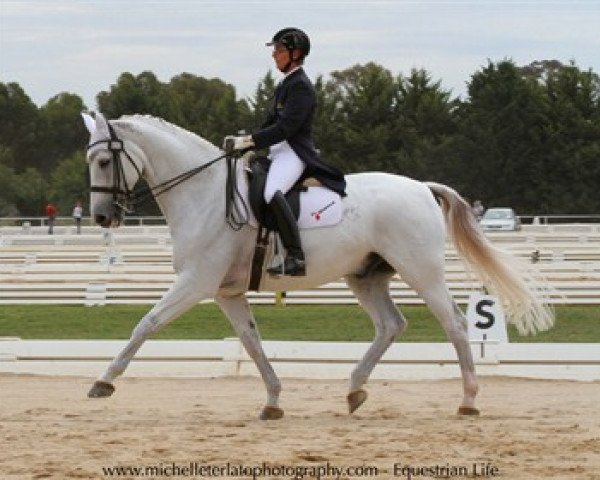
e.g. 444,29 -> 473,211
98,158 -> 110,168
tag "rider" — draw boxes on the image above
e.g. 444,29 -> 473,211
224,27 -> 346,277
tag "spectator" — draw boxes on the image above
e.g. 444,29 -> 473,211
46,202 -> 57,235
472,200 -> 485,221
72,200 -> 83,234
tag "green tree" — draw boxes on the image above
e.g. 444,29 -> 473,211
0,163 -> 19,215
47,151 -> 89,215
539,62 -> 600,212
0,82 -> 41,171
96,71 -> 171,119
0,147 -> 50,216
38,92 -> 88,175
13,168 -> 49,216
453,60 -> 550,211
167,73 -> 251,144
248,70 -> 276,131
3,60 -> 600,218
313,63 -> 457,177
392,68 -> 458,180
313,73 -> 347,170
315,63 -> 398,173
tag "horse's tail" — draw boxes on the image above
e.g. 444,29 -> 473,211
425,181 -> 554,335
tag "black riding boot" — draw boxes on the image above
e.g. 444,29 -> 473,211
267,190 -> 306,276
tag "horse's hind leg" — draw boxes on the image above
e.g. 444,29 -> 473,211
345,270 -> 406,414
215,293 -> 283,420
424,289 -> 479,415
392,257 -> 479,415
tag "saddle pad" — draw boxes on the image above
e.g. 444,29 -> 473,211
236,167 -> 343,230
297,186 -> 342,229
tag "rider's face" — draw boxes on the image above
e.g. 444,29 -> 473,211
272,45 -> 291,72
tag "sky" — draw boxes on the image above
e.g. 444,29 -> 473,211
1,0 -> 599,109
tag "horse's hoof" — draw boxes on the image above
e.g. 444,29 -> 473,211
347,389 -> 368,414
88,381 -> 115,398
457,406 -> 480,416
259,406 -> 284,420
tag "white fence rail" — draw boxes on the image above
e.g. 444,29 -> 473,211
1,338 -> 598,381
3,224 -> 600,305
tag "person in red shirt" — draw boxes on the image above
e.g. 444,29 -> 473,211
46,202 -> 57,234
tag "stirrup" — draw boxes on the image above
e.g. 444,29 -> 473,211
267,256 -> 306,277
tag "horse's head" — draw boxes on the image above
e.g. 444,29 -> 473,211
81,112 -> 144,228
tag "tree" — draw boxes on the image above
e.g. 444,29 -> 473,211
97,71 -> 251,145
315,63 -> 398,173
0,163 -> 19,216
47,151 -> 89,215
539,62 -> 600,212
392,68 -> 458,180
313,63 -> 457,178
248,71 -> 276,131
453,60 -> 550,211
38,92 -> 88,175
12,168 -> 49,216
167,73 -> 251,144
96,71 -> 171,119
0,82 -> 41,171
2,60 -> 600,217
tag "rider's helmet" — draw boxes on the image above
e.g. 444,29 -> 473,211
266,28 -> 311,59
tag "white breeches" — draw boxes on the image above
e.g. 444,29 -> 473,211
264,141 -> 306,203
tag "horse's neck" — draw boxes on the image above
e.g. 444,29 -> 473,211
120,120 -> 226,231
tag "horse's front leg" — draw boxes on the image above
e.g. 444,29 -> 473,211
215,293 -> 283,420
88,274 -> 208,398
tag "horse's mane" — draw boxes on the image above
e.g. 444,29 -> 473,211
119,114 -> 220,152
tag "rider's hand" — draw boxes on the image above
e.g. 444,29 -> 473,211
223,135 -> 254,153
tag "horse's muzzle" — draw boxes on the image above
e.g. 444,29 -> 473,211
94,213 -> 121,228
92,198 -> 122,228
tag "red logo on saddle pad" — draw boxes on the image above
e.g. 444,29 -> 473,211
311,201 -> 335,221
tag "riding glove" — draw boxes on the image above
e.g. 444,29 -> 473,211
223,135 -> 254,153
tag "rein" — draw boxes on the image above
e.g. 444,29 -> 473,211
87,122 -> 247,229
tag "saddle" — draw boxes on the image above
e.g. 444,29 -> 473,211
246,154 -> 303,231
243,153 -> 323,290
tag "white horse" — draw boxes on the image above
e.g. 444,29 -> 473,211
82,112 -> 553,419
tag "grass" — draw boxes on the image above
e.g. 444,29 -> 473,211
0,304 -> 598,342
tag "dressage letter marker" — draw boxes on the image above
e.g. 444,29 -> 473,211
466,292 -> 508,343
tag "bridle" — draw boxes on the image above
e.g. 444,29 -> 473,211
87,122 -> 142,213
87,122 -> 228,213
86,120 -> 247,229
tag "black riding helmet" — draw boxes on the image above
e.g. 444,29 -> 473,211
266,27 -> 311,59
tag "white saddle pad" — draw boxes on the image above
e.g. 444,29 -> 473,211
236,170 -> 342,229
297,186 -> 343,229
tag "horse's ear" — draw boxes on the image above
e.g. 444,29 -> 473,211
94,112 -> 110,136
81,112 -> 96,134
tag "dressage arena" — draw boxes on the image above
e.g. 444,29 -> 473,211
1,375 -> 599,479
1,222 -> 600,479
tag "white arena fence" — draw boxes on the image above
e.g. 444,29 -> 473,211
1,337 -> 599,381
2,222 -> 599,381
2,223 -> 600,305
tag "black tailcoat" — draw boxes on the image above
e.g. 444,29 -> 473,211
252,68 -> 346,196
